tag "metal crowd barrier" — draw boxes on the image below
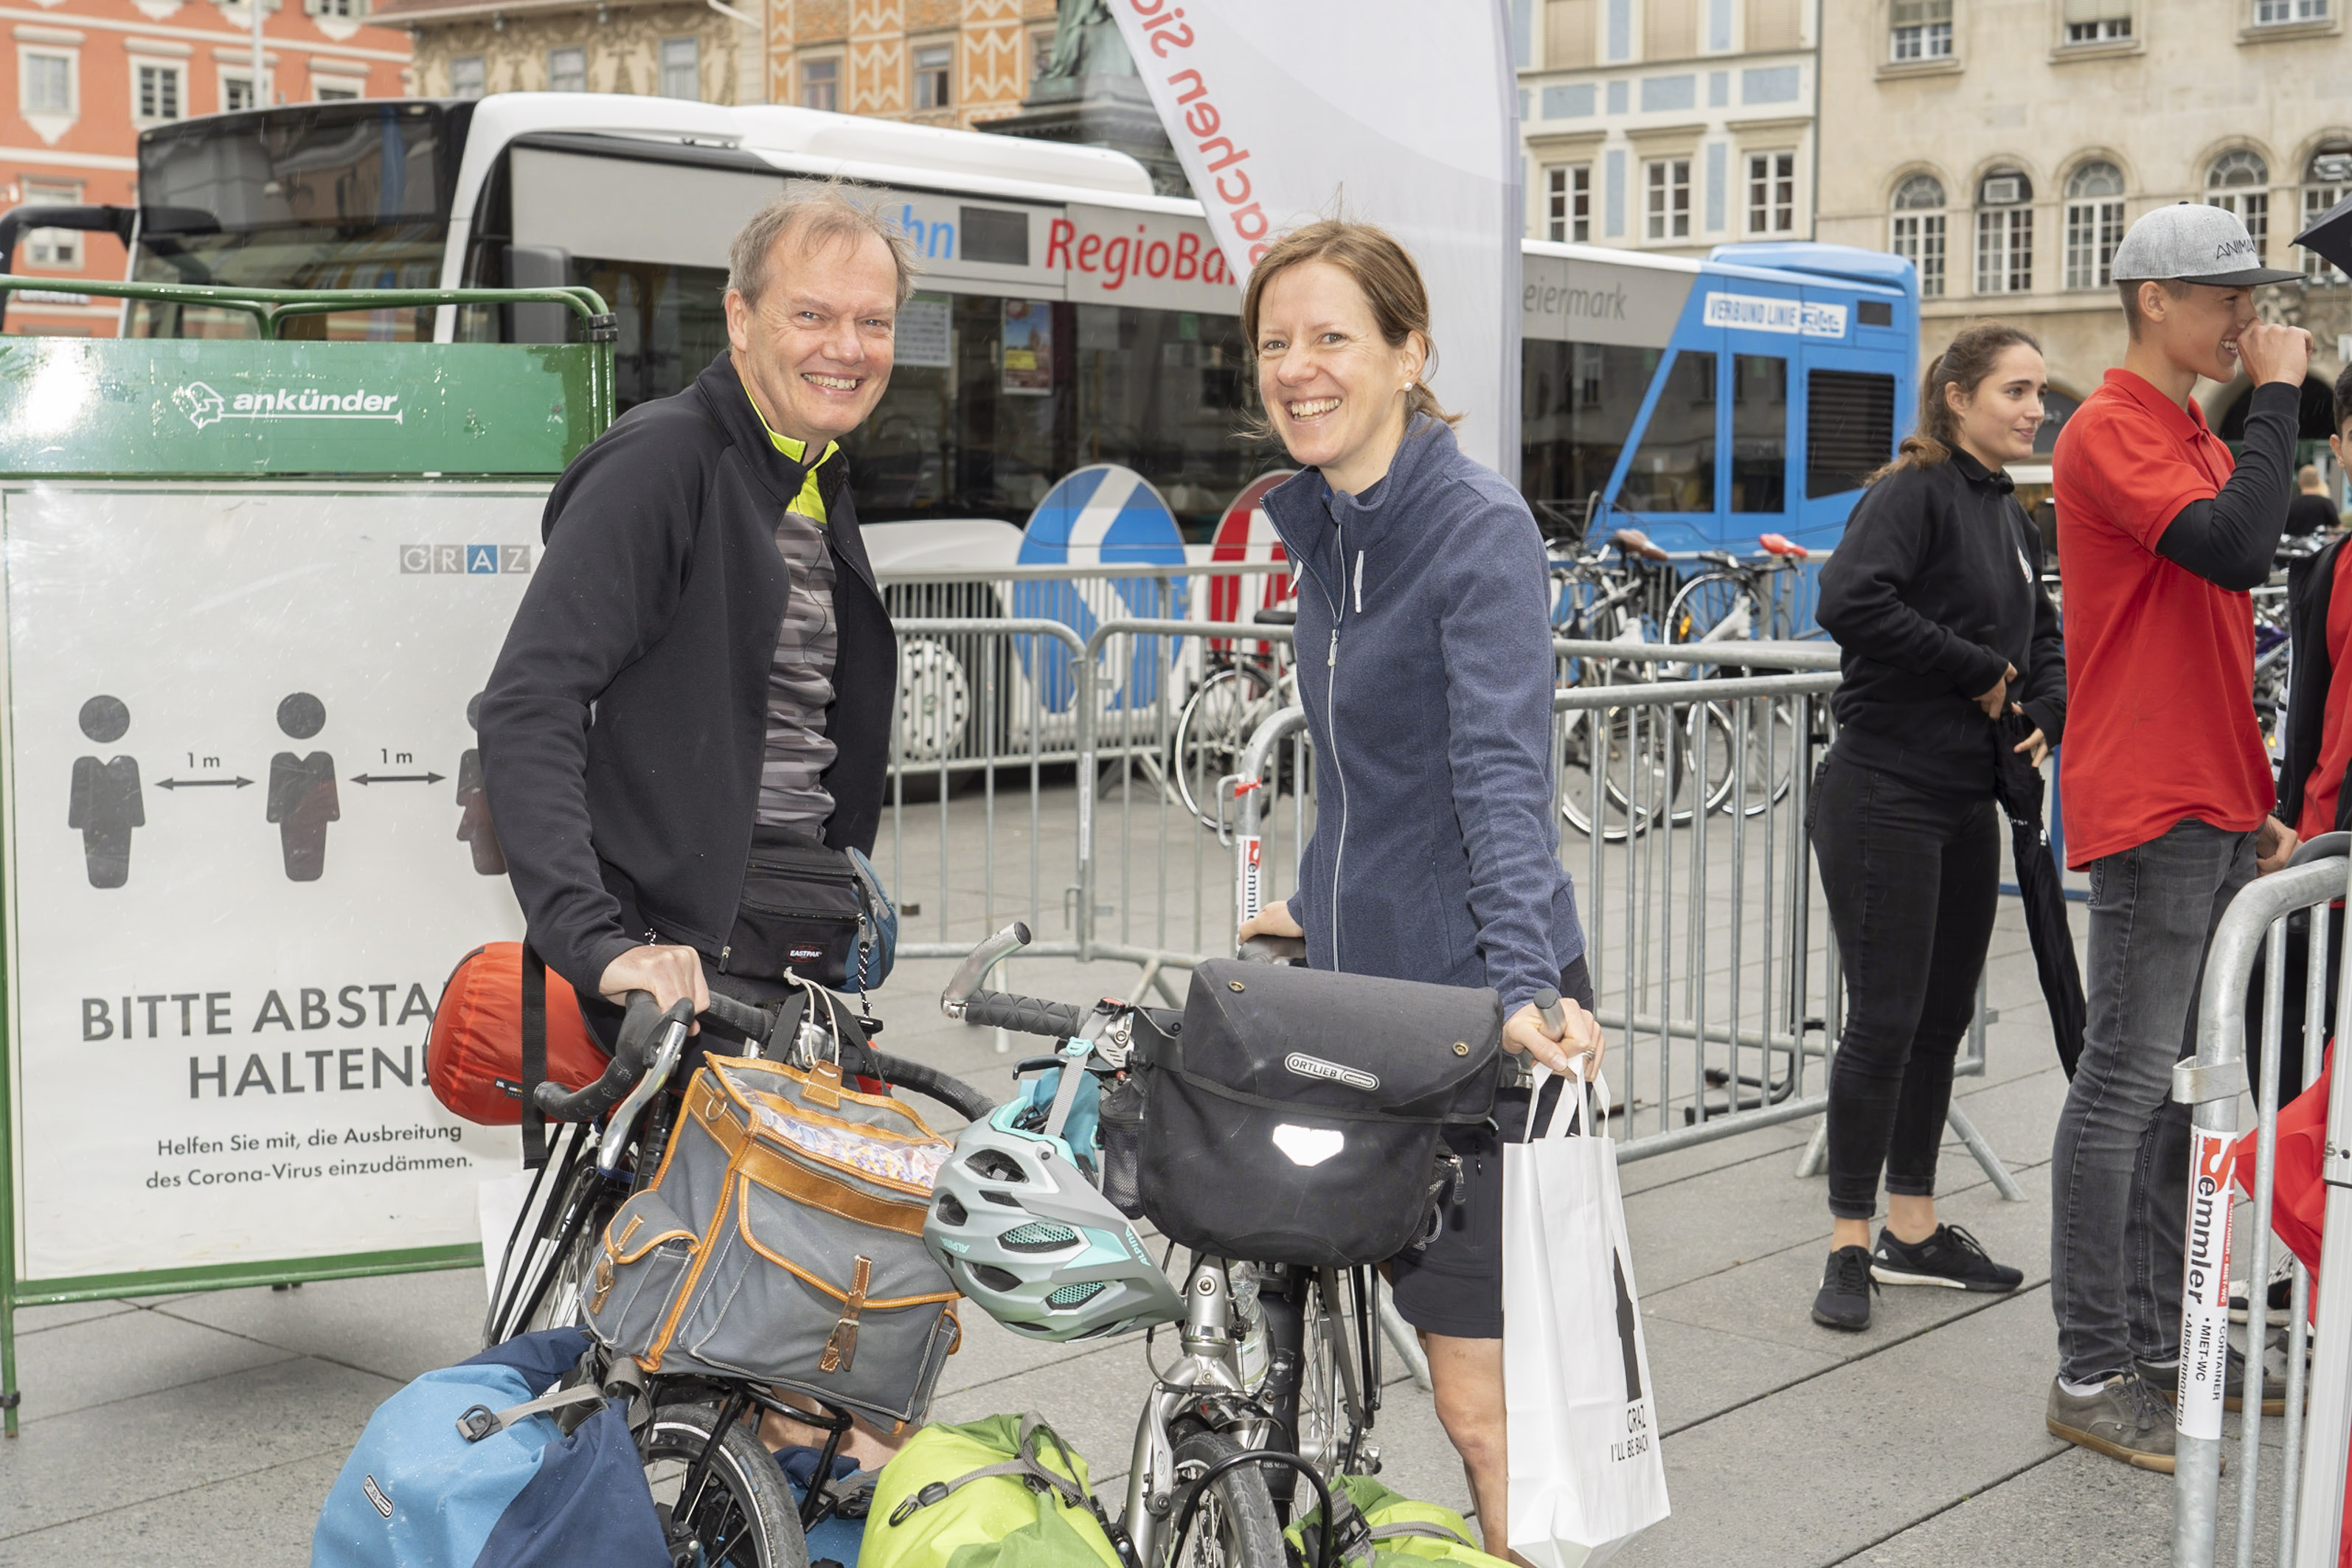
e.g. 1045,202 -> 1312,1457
2174,839 -> 2352,1568
1226,640 -> 2018,1178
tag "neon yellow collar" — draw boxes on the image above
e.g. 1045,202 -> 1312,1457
746,388 -> 836,468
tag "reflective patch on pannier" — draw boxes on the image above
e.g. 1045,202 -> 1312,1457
1272,1124 -> 1346,1167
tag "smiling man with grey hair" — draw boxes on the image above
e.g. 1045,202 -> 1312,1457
481,184 -> 913,1075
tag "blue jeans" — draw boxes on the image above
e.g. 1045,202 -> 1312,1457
2050,817 -> 2256,1384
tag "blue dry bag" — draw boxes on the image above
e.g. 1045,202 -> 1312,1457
312,1327 -> 666,1568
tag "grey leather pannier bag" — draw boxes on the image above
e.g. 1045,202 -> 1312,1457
584,1054 -> 961,1430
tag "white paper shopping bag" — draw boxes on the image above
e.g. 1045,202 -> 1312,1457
1504,1064 -> 1670,1568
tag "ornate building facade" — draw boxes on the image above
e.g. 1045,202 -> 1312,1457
381,0 -> 762,106
767,0 -> 1054,131
1814,0 -> 2352,440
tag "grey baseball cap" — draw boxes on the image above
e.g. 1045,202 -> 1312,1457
2112,201 -> 2301,287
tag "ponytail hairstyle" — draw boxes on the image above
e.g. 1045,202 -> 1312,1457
1868,322 -> 2042,483
1239,219 -> 1463,439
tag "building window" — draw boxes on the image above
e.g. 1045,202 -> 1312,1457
24,49 -> 75,116
800,55 -> 838,111
1645,159 -> 1693,241
312,0 -> 364,16
2206,149 -> 2269,259
222,70 -> 258,111
1974,168 -> 2033,294
2061,0 -> 2132,41
315,80 -> 359,100
449,54 -> 486,98
1746,151 -> 1796,234
133,61 -> 185,125
1547,164 -> 1592,241
660,37 -> 699,99
2062,161 -> 2126,289
2255,0 -> 2326,21
1890,172 -> 1947,296
1890,0 -> 1952,59
912,43 -> 951,110
22,177 -> 83,268
547,46 -> 586,92
2306,146 -> 2352,283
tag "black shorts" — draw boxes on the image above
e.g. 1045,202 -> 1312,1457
1387,956 -> 1595,1341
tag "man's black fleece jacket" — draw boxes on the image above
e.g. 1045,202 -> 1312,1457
1817,448 -> 2066,794
479,353 -> 895,997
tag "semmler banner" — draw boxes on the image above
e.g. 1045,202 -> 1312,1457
1109,0 -> 1526,482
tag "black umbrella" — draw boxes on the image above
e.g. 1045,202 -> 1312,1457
2293,186 -> 2352,279
1996,712 -> 2085,1078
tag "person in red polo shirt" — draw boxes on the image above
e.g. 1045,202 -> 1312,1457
2045,202 -> 2311,1472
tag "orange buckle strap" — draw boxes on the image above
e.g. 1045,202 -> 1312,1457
821,1255 -> 873,1374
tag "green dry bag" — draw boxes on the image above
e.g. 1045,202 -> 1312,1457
862,1413 -> 1125,1568
1283,1474 -> 1515,1567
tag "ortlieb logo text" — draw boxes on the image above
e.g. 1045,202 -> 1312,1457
1283,1052 -> 1378,1092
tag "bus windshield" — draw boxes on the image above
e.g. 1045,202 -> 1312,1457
130,101 -> 470,340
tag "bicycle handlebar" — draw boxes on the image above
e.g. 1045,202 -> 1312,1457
535,991 -> 694,1124
959,989 -> 1088,1038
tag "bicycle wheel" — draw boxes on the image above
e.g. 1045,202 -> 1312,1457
1165,1423 -> 1286,1568
1172,662 -> 1278,830
1665,570 -> 1764,649
1288,1272 -> 1364,1487
487,1148 -> 614,1344
1695,695 -> 1800,818
642,1403 -> 811,1568
1560,699 -> 1685,841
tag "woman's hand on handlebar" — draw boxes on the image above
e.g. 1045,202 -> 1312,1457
1504,996 -> 1605,1078
1237,899 -> 1303,945
600,943 -> 707,1033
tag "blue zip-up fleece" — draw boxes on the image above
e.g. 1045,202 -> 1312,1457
1263,416 -> 1585,1014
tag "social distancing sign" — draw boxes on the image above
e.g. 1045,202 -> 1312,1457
4,481 -> 543,1283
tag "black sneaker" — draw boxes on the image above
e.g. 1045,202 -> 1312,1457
2137,1346 -> 2289,1417
1812,1244 -> 1878,1331
1871,1223 -> 2024,1293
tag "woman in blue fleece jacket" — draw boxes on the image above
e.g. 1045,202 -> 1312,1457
1232,220 -> 1602,1563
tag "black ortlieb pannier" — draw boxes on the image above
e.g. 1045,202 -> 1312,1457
1135,958 -> 1501,1266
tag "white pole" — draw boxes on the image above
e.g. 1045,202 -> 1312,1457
251,0 -> 264,105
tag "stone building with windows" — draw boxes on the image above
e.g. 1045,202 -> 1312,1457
1513,0 -> 1817,253
380,0 -> 762,107
2,0 -> 409,336
1816,0 -> 2352,448
768,0 -> 1057,133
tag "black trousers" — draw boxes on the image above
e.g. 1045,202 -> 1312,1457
1810,752 -> 1999,1221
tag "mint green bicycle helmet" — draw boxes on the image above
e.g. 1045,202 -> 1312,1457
922,1106 -> 1185,1343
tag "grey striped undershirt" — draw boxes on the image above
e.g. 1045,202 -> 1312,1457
757,507 -> 839,833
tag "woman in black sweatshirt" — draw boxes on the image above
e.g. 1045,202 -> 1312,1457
1807,322 -> 2066,1331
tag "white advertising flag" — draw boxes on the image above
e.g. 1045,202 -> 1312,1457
1109,0 -> 1524,479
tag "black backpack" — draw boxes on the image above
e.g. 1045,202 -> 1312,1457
1136,960 -> 1500,1266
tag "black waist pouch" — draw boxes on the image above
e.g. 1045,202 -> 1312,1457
724,830 -> 863,987
1137,960 -> 1500,1266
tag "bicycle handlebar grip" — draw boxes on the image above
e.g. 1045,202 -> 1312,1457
958,990 -> 1087,1039
533,992 -> 690,1123
1237,934 -> 1307,965
700,991 -> 771,1042
1533,987 -> 1567,1035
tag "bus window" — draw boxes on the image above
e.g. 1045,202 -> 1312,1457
1520,341 -> 1654,530
844,294 -> 1272,537
1620,350 -> 1716,513
1731,354 -> 1787,513
1805,369 -> 1897,499
131,103 -> 459,341
572,258 -> 729,412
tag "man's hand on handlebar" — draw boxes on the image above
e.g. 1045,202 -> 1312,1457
1237,898 -> 1304,946
1503,996 -> 1605,1078
600,943 -> 707,1033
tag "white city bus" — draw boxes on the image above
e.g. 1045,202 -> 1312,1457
115,94 -> 1917,557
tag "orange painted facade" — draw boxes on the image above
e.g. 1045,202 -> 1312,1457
3,0 -> 411,335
